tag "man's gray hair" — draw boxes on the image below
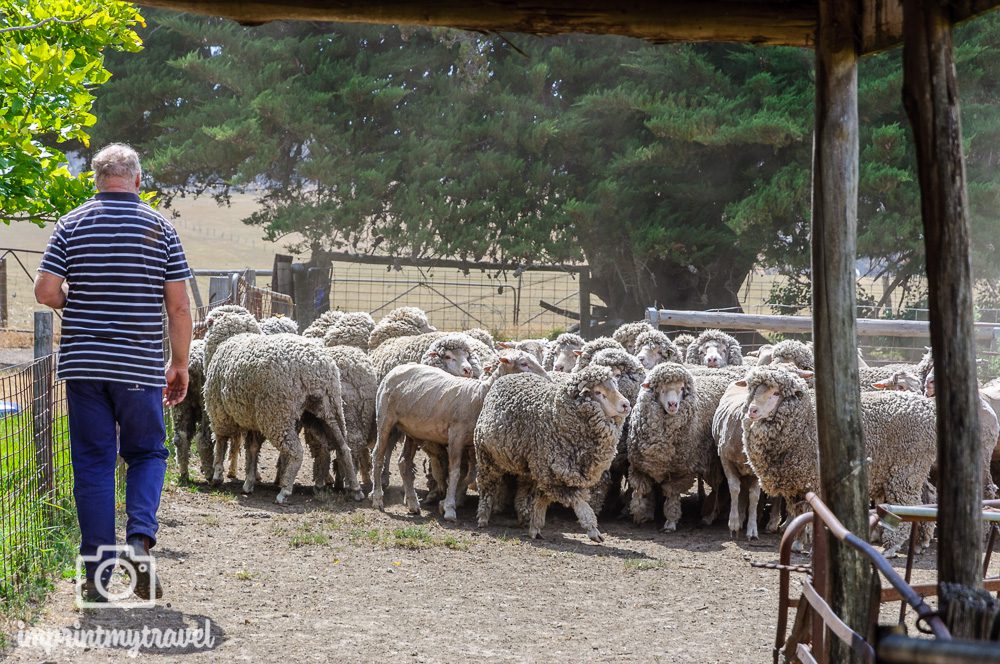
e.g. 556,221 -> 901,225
92,143 -> 141,185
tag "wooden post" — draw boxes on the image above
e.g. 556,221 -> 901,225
208,275 -> 233,309
0,257 -> 7,328
578,268 -> 592,340
902,0 -> 982,590
187,275 -> 204,311
813,1 -> 872,660
32,310 -> 54,496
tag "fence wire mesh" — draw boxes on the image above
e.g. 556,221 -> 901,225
0,355 -> 73,604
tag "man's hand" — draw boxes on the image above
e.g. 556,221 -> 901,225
164,365 -> 189,407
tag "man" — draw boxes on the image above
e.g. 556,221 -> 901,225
35,143 -> 192,602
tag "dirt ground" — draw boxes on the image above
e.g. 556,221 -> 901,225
3,446 -> 942,664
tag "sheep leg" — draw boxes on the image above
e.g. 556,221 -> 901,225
766,495 -> 785,533
380,435 -> 398,490
325,415 -> 364,502
723,459 -> 744,536
513,479 -> 535,526
211,433 -> 230,485
628,469 -> 655,525
227,435 -> 240,479
174,429 -> 191,482
440,432 -> 466,522
273,428 -> 304,504
527,492 -> 552,540
475,448 -> 501,528
243,432 -> 263,495
303,427 -> 329,493
369,419 -> 398,509
355,449 -> 373,494
398,438 -> 421,515
564,489 -> 603,543
423,447 -> 447,505
456,448 -> 476,508
196,414 -> 215,481
745,477 -> 761,541
661,479 -> 685,533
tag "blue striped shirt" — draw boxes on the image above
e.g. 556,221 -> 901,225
38,192 -> 192,387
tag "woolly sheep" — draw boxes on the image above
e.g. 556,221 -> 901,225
259,315 -> 299,335
370,332 -> 478,382
769,339 -> 814,372
302,310 -> 344,338
741,366 -> 937,556
587,347 -> 646,514
203,314 -> 362,504
475,365 -> 631,541
672,333 -> 696,360
322,312 -> 375,349
371,349 -> 549,521
612,321 -> 654,355
368,307 -> 437,350
498,339 -> 548,366
464,328 -> 496,348
543,332 -> 584,372
170,339 -> 212,482
573,336 -> 626,371
685,329 -> 743,368
634,329 -> 682,371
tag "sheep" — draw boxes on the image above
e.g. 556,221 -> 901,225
768,339 -> 814,372
464,328 -> 495,349
858,363 -> 921,391
170,339 -> 212,482
634,329 -> 682,371
748,344 -> 774,365
672,333 -> 696,360
475,365 -> 631,541
322,312 -> 375,350
370,332 -> 479,382
685,329 -> 743,368
302,310 -> 344,338
982,378 -> 1000,481
202,312 -> 362,504
741,366 -> 937,556
627,363 -> 733,531
368,307 -> 437,350
259,315 -> 299,335
543,332 -> 584,372
612,321 -> 654,355
370,349 -> 549,521
573,337 -> 626,371
498,339 -> 548,366
587,348 -> 646,514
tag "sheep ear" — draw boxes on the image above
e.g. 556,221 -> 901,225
573,350 -> 583,357
499,356 -> 511,365
872,381 -> 889,390
498,341 -> 514,349
734,379 -> 748,387
427,351 -> 439,358
796,369 -> 815,380
641,382 -> 650,390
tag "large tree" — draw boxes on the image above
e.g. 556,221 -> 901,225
0,0 -> 143,226
88,11 -> 1000,319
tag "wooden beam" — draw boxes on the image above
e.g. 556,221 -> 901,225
812,1 -> 872,661
135,0 -> 1000,53
902,0 -> 982,591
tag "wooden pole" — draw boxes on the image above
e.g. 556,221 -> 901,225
902,0 -> 982,590
813,1 -> 872,660
579,268 -> 592,340
32,310 -> 54,497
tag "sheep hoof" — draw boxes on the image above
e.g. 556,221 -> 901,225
587,528 -> 604,543
791,540 -> 803,554
529,529 -> 543,540
352,490 -> 365,502
477,518 -> 489,529
274,490 -> 291,504
728,518 -> 741,534
370,494 -> 384,510
660,521 -> 678,533
242,479 -> 255,494
443,507 -> 457,522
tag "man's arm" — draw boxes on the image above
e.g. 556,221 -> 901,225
163,280 -> 193,407
34,272 -> 68,309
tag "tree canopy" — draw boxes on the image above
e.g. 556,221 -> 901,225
0,0 -> 144,226
86,11 -> 1000,318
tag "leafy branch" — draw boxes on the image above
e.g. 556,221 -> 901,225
0,12 -> 95,35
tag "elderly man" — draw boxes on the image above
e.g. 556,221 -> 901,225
35,143 -> 192,602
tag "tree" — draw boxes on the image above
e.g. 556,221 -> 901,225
0,0 -> 144,226
88,11 -> 1000,319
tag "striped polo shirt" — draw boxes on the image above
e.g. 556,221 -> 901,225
38,191 -> 192,387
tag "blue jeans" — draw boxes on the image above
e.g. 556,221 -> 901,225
66,380 -> 167,580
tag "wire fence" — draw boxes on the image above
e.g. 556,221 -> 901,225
0,353 -> 79,609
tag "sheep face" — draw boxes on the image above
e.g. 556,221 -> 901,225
496,350 -> 550,380
583,378 -> 631,420
636,344 -> 670,371
924,368 -> 935,397
652,378 -> 688,415
553,346 -> 580,373
873,371 -> 922,394
699,340 -> 730,368
427,348 -> 473,378
745,383 -> 783,421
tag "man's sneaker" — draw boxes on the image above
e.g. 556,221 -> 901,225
122,535 -> 163,600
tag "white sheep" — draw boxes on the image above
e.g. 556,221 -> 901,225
543,332 -> 585,372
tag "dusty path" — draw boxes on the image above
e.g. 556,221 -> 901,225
3,451 -> 937,664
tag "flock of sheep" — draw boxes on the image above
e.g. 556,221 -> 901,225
171,306 -> 1000,557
